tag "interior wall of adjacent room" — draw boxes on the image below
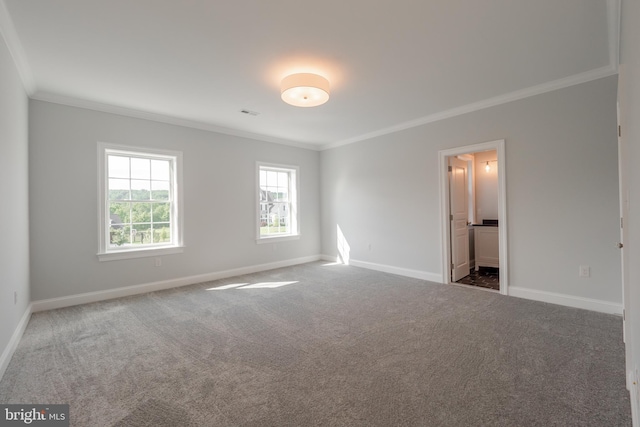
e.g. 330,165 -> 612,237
320,76 -> 621,305
0,32 -> 30,360
473,150 -> 498,222
28,101 -> 321,300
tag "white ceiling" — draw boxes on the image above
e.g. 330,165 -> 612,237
1,0 -> 618,150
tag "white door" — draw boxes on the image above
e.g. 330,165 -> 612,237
617,102 -> 631,368
449,157 -> 470,282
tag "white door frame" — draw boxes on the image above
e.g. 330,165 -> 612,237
617,101 -> 633,384
449,156 -> 471,282
439,139 -> 509,295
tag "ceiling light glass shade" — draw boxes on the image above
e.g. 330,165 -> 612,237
281,73 -> 330,107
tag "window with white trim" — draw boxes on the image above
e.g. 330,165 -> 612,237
258,163 -> 299,241
98,143 -> 183,260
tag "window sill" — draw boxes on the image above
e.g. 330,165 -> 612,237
256,234 -> 300,244
97,245 -> 184,262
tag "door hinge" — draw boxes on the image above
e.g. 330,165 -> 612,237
618,125 -> 621,137
448,165 -> 452,172
451,263 -> 454,270
450,214 -> 453,221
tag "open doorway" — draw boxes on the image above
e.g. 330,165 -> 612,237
438,140 -> 508,295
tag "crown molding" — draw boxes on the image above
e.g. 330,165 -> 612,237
28,61 -> 620,154
2,0 -> 621,153
0,0 -> 35,95
31,91 -> 322,151
322,0 -> 621,151
320,64 -> 618,151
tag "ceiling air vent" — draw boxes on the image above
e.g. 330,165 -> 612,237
240,109 -> 260,116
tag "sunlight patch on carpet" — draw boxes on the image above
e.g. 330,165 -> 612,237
207,281 -> 299,290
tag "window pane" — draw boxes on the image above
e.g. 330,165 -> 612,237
260,203 -> 269,224
151,159 -> 170,181
110,225 -> 131,246
131,202 -> 151,223
152,203 -> 171,222
109,202 -> 130,224
108,155 -> 130,178
267,171 -> 278,188
278,172 -> 288,188
153,224 -> 171,244
132,224 -> 151,245
131,158 -> 151,180
279,187 -> 289,201
259,201 -> 287,236
131,180 -> 151,200
109,179 -> 130,200
151,181 -> 170,200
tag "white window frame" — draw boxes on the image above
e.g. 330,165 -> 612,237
97,142 -> 184,261
256,162 -> 300,243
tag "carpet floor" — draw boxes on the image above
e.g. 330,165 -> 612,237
0,262 -> 632,426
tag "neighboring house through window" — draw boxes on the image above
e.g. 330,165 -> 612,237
98,143 -> 183,261
257,163 -> 299,242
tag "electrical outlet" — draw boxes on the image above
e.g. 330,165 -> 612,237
579,265 -> 590,278
155,258 -> 162,267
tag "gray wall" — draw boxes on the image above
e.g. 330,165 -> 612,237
321,76 -> 621,304
29,101 -> 320,300
0,33 -> 30,358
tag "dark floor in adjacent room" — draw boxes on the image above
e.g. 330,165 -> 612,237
456,267 -> 500,290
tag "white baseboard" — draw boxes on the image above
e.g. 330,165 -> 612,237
508,286 -> 623,315
320,254 -> 340,263
348,258 -> 443,283
335,258 -> 620,316
0,303 -> 32,381
30,255 -> 621,316
32,255 -> 322,312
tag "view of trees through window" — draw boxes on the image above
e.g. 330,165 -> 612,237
107,154 -> 173,247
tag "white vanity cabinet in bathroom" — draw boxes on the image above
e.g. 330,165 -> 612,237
474,226 -> 499,270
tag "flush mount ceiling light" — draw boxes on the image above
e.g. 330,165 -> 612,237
281,73 -> 330,107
